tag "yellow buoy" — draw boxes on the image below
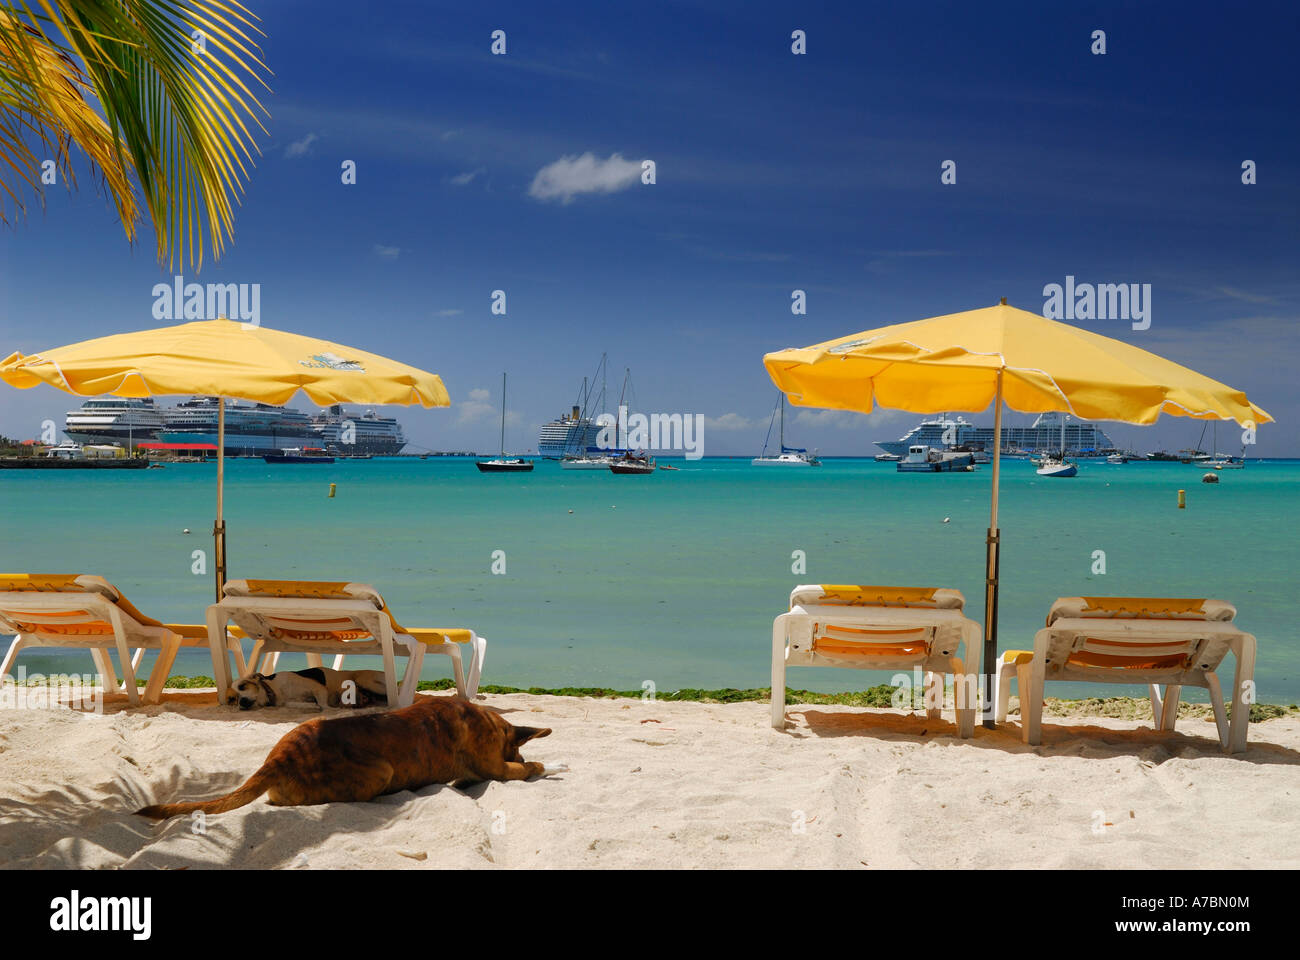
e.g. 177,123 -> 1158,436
329,483 -> 337,498
1177,488 -> 1185,509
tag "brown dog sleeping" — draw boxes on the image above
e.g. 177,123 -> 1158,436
136,696 -> 561,819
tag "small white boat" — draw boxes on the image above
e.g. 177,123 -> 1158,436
1106,453 -> 1127,464
874,453 -> 902,462
1036,457 -> 1077,478
897,445 -> 975,472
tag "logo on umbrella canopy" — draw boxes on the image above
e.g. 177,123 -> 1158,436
827,336 -> 881,354
300,352 -> 365,372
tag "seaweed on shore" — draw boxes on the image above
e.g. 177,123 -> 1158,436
48,674 -> 1294,723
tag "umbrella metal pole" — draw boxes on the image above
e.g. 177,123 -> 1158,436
214,397 -> 227,602
983,371 -> 1004,727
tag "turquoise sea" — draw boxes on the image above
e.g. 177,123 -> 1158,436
2,457 -> 1297,703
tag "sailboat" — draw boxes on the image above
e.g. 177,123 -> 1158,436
476,373 -> 535,473
1035,413 -> 1078,478
752,393 -> 820,466
1206,421 -> 1245,470
607,367 -> 655,475
561,354 -> 617,469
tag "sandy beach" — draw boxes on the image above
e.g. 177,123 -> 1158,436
1,690 -> 1297,869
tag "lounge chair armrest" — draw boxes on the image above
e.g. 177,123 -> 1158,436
402,627 -> 475,645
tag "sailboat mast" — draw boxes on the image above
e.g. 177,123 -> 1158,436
779,395 -> 784,451
500,372 -> 506,457
618,368 -> 629,449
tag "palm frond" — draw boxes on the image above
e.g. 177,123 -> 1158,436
0,0 -> 269,269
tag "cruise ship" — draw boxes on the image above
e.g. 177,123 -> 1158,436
538,405 -> 602,459
875,412 -> 1117,458
161,397 -> 320,456
310,405 -> 407,455
64,398 -> 165,446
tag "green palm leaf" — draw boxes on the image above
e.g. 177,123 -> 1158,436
0,0 -> 269,269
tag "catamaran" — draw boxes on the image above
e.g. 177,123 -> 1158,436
1205,422 -> 1245,470
752,393 -> 820,466
477,373 -> 535,473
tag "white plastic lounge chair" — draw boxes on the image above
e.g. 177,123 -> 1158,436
0,574 -> 245,706
772,584 -> 979,736
996,596 -> 1257,753
207,579 -> 487,708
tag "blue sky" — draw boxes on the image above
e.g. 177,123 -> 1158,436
1,0 -> 1296,455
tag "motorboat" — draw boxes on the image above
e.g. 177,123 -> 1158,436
609,452 -> 655,475
897,445 -> 975,473
263,447 -> 334,464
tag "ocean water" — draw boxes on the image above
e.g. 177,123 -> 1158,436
2,457 -> 1297,703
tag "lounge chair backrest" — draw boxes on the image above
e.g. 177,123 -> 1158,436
221,579 -> 403,643
786,585 -> 968,660
0,574 -> 118,599
1046,596 -> 1235,626
223,579 -> 384,607
0,574 -> 164,634
1044,597 -> 1237,671
790,585 -> 965,610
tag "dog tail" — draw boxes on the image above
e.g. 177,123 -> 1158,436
135,765 -> 275,821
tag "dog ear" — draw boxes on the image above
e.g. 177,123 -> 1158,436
257,675 -> 278,706
511,725 -> 551,745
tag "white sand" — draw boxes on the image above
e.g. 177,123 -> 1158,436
0,690 -> 1297,869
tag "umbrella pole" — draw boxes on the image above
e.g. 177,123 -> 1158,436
214,396 -> 227,602
983,371 -> 1003,728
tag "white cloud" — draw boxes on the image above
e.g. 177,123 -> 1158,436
456,388 -> 496,425
790,409 -> 867,430
284,133 -> 318,159
528,152 -> 642,203
1213,285 -> 1278,306
703,413 -> 755,431
373,244 -> 401,259
449,168 -> 484,186
436,308 -> 463,317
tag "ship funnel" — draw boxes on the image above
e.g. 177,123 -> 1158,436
572,405 -> 580,419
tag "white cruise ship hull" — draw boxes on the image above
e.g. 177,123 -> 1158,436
162,431 -> 321,456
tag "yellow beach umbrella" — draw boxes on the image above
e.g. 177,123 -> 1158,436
763,300 -> 1273,725
2,319 -> 450,598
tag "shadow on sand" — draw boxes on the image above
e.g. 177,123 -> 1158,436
784,707 -> 1300,765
